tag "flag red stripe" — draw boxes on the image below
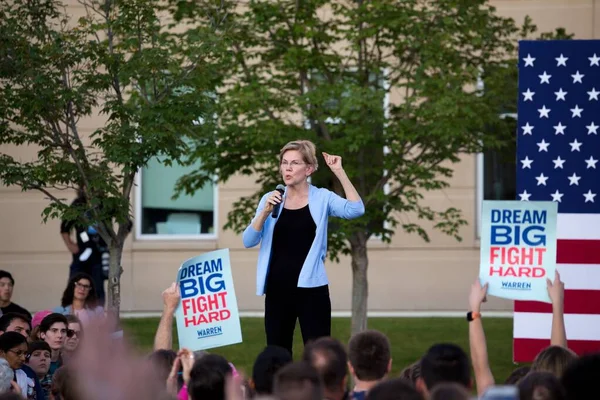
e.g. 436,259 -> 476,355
514,338 -> 600,363
515,290 -> 600,314
557,239 -> 600,264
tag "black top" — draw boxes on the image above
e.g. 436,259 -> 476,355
1,302 -> 32,320
266,205 -> 316,294
60,196 -> 106,263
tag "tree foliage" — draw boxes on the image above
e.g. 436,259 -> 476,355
173,0 -> 528,331
0,0 -> 228,314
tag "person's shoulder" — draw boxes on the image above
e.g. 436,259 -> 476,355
310,185 -> 333,198
20,364 -> 36,378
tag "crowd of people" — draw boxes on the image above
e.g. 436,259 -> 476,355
0,267 -> 597,400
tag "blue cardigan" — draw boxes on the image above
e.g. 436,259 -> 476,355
243,184 -> 365,295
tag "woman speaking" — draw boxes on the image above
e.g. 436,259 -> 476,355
242,140 -> 364,355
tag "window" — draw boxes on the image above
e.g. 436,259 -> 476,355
476,113 -> 517,237
135,156 -> 217,239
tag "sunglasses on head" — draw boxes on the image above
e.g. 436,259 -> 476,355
66,329 -> 82,339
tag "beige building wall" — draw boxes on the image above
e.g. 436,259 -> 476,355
1,0 -> 598,314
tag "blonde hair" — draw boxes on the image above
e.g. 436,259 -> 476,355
531,345 -> 578,378
279,140 -> 318,171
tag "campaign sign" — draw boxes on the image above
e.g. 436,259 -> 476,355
479,201 -> 558,303
175,248 -> 242,351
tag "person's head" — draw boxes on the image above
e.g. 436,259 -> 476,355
302,337 -> 348,399
429,382 -> 470,400
39,313 -> 68,351
26,341 -> 51,378
417,343 -> 471,396
399,360 -> 421,386
187,353 -> 232,400
0,272 -> 14,304
531,345 -> 578,379
561,352 -> 600,400
148,349 -> 180,388
0,313 -> 31,338
366,378 -> 423,400
0,332 -> 28,369
64,315 -> 83,352
348,330 -> 392,383
51,366 -> 80,400
0,359 -> 12,393
504,366 -> 531,385
279,140 -> 318,186
518,371 -> 565,400
273,361 -> 323,400
252,345 -> 293,395
61,272 -> 98,309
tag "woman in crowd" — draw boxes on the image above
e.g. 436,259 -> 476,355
0,332 -> 35,398
243,139 -> 364,355
53,273 -> 104,326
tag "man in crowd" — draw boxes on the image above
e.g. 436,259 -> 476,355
0,313 -> 31,338
303,337 -> 348,400
274,361 -> 324,400
347,330 -> 392,400
39,313 -> 68,384
0,271 -> 31,319
415,343 -> 472,399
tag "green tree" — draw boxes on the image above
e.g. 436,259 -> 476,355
0,0 -> 227,315
174,0 -> 529,333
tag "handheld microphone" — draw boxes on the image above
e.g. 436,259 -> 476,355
271,184 -> 286,218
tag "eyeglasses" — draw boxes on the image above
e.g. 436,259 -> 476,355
67,329 -> 82,339
8,349 -> 27,358
281,160 -> 306,168
75,282 -> 92,291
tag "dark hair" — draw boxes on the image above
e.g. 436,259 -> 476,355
429,382 -> 470,400
518,371 -> 566,400
52,366 -> 80,400
273,361 -> 323,400
27,340 -> 52,357
252,345 -> 293,395
66,315 -> 82,325
420,343 -> 471,390
348,330 -> 391,381
61,272 -> 98,309
39,313 -> 68,334
366,378 -> 423,400
0,271 -> 14,286
561,353 -> 600,400
399,360 -> 421,385
0,331 -> 28,352
0,394 -> 23,400
148,349 -> 181,389
187,354 -> 232,400
505,366 -> 531,385
0,313 -> 31,332
302,337 -> 348,393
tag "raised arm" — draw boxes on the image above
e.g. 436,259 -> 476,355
154,282 -> 180,351
468,279 -> 495,396
322,152 -> 365,219
547,270 -> 567,348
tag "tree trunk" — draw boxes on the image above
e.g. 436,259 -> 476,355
350,236 -> 369,334
107,241 -> 124,317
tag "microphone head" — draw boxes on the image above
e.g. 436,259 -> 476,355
275,184 -> 286,193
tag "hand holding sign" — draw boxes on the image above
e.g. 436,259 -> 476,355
479,201 -> 558,303
175,249 -> 242,351
546,270 -> 564,307
469,279 -> 489,313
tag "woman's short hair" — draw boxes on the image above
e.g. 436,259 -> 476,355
531,346 -> 577,378
279,140 -> 319,171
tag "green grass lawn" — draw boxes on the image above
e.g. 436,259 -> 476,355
121,317 -> 522,382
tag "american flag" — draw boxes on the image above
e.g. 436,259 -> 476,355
514,40 -> 600,362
